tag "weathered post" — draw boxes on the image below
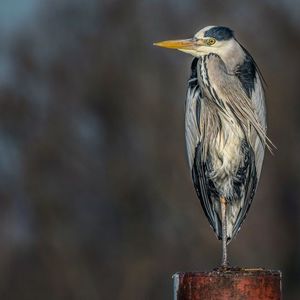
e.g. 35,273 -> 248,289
173,269 -> 282,300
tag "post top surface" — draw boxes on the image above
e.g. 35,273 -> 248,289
173,268 -> 282,278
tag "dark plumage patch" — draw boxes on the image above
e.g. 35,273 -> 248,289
232,140 -> 254,200
192,142 -> 221,239
235,52 -> 256,98
189,58 -> 199,89
192,144 -> 213,200
231,140 -> 258,238
204,26 -> 234,41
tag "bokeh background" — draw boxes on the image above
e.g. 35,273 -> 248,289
0,0 -> 299,299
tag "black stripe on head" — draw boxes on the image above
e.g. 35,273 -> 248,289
204,26 -> 234,41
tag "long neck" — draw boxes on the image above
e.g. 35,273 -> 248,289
210,39 -> 246,73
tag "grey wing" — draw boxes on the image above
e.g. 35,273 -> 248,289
185,58 -> 201,170
185,58 -> 221,237
233,49 -> 267,177
203,54 -> 267,239
231,68 -> 267,238
250,73 -> 267,178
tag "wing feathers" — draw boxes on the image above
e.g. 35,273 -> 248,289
185,54 -> 268,241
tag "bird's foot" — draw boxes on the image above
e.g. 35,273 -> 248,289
214,263 -> 231,272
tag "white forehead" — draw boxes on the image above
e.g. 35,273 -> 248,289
194,25 -> 216,39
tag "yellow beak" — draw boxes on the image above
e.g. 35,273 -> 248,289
153,38 -> 203,50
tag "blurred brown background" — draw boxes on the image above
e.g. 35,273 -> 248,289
0,0 -> 299,299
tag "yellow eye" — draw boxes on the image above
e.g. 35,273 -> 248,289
206,38 -> 216,46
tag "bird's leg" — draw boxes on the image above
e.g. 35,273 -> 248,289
220,196 -> 228,268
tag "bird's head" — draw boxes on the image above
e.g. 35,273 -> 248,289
154,26 -> 241,60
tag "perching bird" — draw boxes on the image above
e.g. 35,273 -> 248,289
154,26 -> 273,267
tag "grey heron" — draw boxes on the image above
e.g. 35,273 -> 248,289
154,26 -> 273,267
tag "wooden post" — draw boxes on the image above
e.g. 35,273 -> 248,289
173,269 -> 282,300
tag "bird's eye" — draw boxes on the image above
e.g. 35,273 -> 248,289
206,38 -> 216,46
